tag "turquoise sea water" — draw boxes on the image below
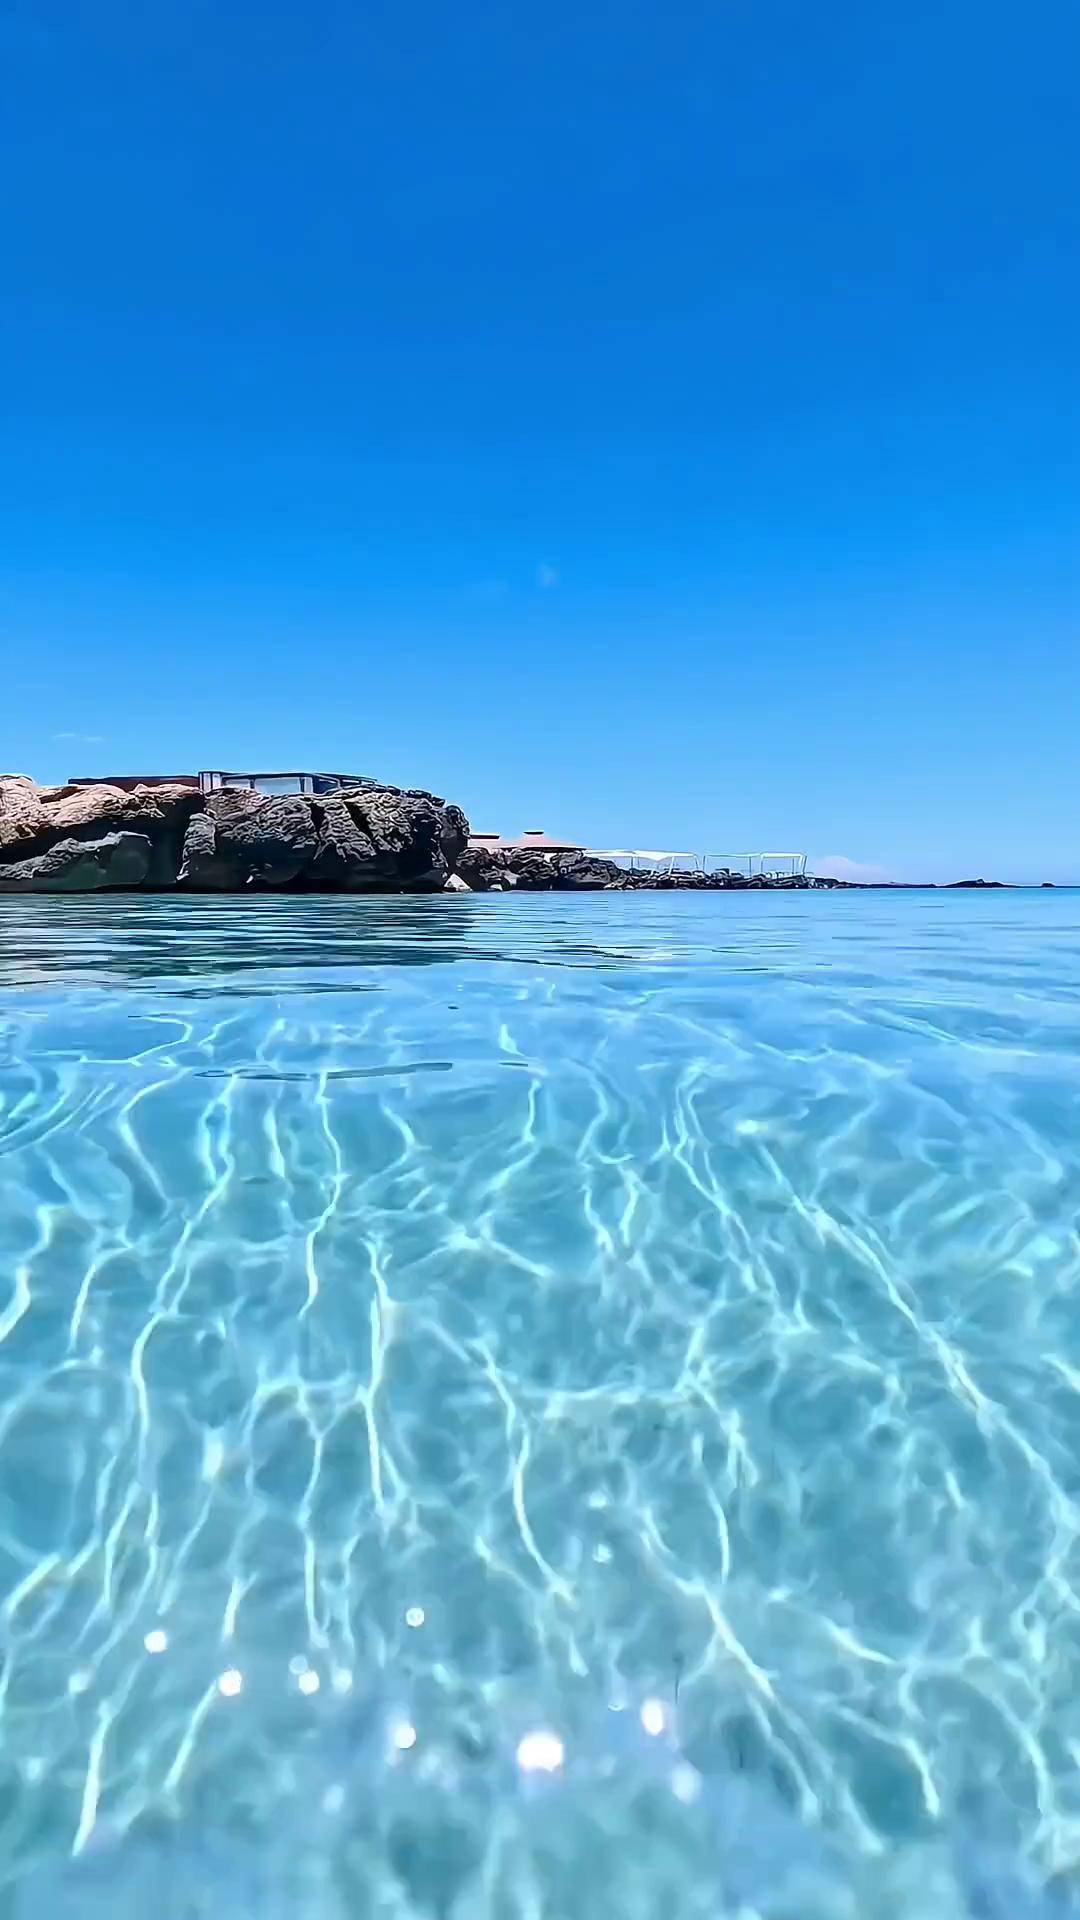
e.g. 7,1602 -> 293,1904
2,890 -> 1080,1917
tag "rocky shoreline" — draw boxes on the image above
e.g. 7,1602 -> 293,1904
457,849 -> 1011,890
0,776 -> 1012,892
0,776 -> 468,892
455,844 -> 831,890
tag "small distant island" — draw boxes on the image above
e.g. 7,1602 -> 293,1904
0,771 -> 1022,893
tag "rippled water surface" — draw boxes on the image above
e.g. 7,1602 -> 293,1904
2,891 -> 1080,1917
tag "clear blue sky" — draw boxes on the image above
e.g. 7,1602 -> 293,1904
2,0 -> 1078,881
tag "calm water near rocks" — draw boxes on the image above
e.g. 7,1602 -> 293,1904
2,890 -> 1080,1917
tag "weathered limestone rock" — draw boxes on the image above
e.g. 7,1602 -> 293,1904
307,797 -> 380,888
0,776 -> 50,855
337,787 -> 466,891
203,791 -> 319,888
0,831 -> 152,891
0,775 -> 472,892
177,812 -> 232,889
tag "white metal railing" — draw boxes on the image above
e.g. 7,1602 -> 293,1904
587,849 -> 697,875
705,852 -> 808,878
585,849 -> 807,877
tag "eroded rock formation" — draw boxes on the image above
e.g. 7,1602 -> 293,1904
0,777 -> 468,893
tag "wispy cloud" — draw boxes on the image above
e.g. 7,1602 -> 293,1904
813,854 -> 893,883
536,563 -> 559,590
53,731 -> 105,745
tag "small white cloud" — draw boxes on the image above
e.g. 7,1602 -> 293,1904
813,854 -> 893,883
536,564 -> 559,589
53,731 -> 105,745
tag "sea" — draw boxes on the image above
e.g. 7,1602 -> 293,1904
1,888 -> 1079,1918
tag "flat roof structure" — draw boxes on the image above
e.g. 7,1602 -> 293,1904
70,770 -> 370,796
469,828 -> 584,854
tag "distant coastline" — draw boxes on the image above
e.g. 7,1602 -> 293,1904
0,775 -> 1058,893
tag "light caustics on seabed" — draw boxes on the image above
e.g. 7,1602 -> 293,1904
0,891 -> 1079,1918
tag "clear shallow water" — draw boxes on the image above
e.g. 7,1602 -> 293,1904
2,890 -> 1080,1917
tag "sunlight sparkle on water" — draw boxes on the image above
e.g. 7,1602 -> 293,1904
516,1731 -> 565,1774
639,1699 -> 667,1738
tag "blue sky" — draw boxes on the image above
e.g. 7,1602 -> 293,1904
2,0 -> 1078,881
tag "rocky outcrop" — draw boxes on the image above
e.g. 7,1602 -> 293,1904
0,775 -> 50,857
0,776 -> 469,893
197,791 -> 320,889
346,787 -> 466,890
0,831 -> 153,891
550,852 -> 629,890
503,849 -> 558,890
453,846 -> 820,892
454,842 -> 512,891
307,796 -> 380,888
